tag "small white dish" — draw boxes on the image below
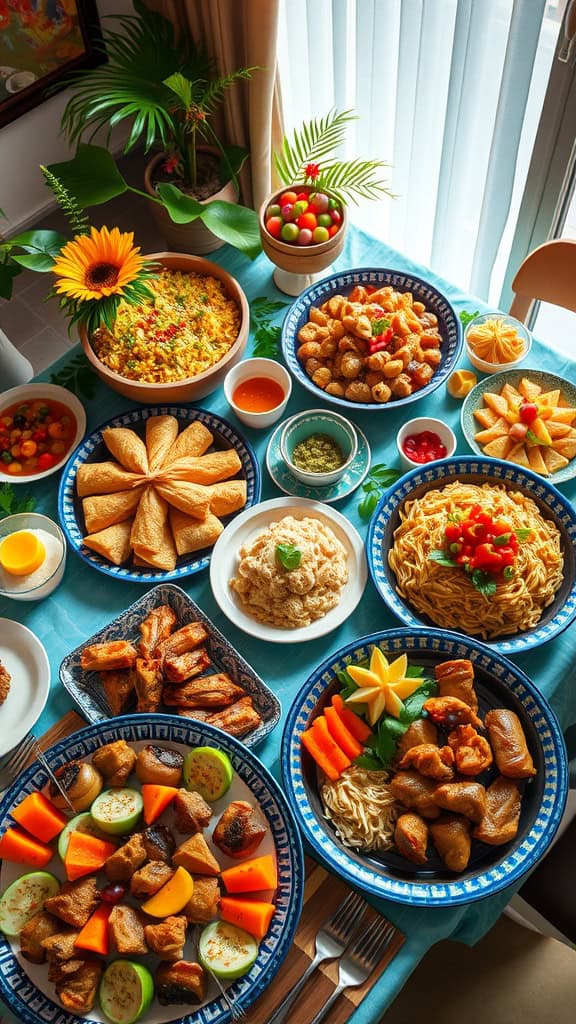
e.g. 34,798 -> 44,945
266,420 -> 371,502
223,358 -> 292,429
0,513 -> 66,601
396,417 -> 457,471
0,618 -> 50,756
0,383 -> 86,484
209,497 -> 367,643
279,409 -> 358,486
464,313 -> 532,374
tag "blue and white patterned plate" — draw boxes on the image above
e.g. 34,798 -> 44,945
367,456 -> 576,654
461,367 -> 576,484
281,267 -> 462,412
59,583 -> 281,746
0,714 -> 304,1024
58,406 -> 261,583
281,627 -> 568,907
265,418 -> 371,502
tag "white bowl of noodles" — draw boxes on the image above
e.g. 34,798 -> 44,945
366,456 -> 576,655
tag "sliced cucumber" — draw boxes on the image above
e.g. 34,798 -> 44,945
0,871 -> 60,938
183,747 -> 233,802
100,960 -> 154,1024
58,811 -> 115,860
198,920 -> 258,979
90,789 -> 143,835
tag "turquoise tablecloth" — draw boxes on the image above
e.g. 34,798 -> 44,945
1,225 -> 575,1023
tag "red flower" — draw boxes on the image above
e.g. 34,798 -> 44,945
305,162 -> 321,180
163,156 -> 180,174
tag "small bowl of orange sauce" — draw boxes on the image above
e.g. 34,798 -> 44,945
224,358 -> 292,429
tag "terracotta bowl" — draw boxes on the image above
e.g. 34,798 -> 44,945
258,185 -> 347,295
80,252 -> 249,404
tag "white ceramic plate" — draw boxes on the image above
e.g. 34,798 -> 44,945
0,618 -> 50,755
0,383 -> 87,484
210,496 -> 367,643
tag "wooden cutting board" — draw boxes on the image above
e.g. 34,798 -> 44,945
36,713 -> 404,1024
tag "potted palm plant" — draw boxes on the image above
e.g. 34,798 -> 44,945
58,0 -> 259,256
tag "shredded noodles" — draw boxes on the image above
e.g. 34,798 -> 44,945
321,765 -> 398,852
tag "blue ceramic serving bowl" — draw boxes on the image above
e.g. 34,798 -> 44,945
281,267 -> 462,412
0,714 -> 304,1024
282,627 -> 568,907
367,456 -> 576,655
279,408 -> 358,486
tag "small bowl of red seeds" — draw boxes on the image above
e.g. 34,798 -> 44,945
396,417 -> 457,471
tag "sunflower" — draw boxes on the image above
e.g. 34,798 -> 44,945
52,226 -> 147,302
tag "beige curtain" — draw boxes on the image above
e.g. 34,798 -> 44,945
156,0 -> 283,211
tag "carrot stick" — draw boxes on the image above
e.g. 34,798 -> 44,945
311,716 -> 351,774
324,705 -> 363,759
219,897 -> 275,940
301,729 -> 341,781
74,904 -> 113,956
11,792 -> 67,843
331,693 -> 373,742
221,854 -> 278,894
0,827 -> 53,868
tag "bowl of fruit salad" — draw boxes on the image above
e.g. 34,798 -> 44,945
0,384 -> 86,483
258,185 -> 347,296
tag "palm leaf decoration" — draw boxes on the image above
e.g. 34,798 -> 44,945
274,109 -> 393,206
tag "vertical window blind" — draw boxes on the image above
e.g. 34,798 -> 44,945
277,0 -> 562,304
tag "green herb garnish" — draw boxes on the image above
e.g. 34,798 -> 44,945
429,549 -> 457,568
275,543 -> 302,571
357,463 -> 402,521
459,309 -> 480,328
250,296 -> 289,359
371,317 -> 391,336
514,528 -> 532,542
470,569 -> 498,597
526,429 -> 551,447
0,483 -> 36,519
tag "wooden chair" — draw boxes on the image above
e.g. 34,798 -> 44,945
509,238 -> 576,322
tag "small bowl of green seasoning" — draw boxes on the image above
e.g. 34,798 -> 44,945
279,409 -> 358,486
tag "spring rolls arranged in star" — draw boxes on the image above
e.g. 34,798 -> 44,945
156,449 -> 242,485
77,462 -> 146,497
102,427 -> 149,474
82,519 -> 134,565
82,487 -> 145,534
484,709 -> 536,778
145,415 -> 179,472
161,420 -> 214,465
170,509 -> 224,556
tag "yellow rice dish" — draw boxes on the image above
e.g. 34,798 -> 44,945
92,270 -> 241,384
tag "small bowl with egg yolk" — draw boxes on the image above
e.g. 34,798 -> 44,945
0,512 -> 66,601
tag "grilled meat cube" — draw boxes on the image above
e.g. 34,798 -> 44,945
92,739 -> 137,787
155,960 -> 205,1005
433,781 -> 487,823
172,833 -> 221,876
485,709 -> 536,779
55,959 -> 103,1014
389,771 -> 441,820
105,833 -> 147,882
163,674 -> 244,709
130,861 -> 174,898
448,725 -> 493,776
206,696 -> 263,738
20,912 -> 61,964
395,719 -> 438,762
423,696 -> 483,730
397,743 -> 455,781
430,815 -> 472,872
41,929 -> 81,963
139,604 -> 178,658
174,789 -> 212,834
394,813 -> 429,865
213,800 -> 267,859
155,622 -> 209,660
44,878 -> 99,928
141,824 -> 176,863
48,958 -> 86,983
100,669 -> 135,717
183,877 -> 220,924
0,659 -> 11,706
136,745 -> 184,787
472,776 -> 522,845
176,708 -> 212,722
434,659 -> 478,713
164,649 -> 211,684
144,915 -> 187,960
80,641 -> 138,672
109,904 -> 148,955
134,658 -> 163,713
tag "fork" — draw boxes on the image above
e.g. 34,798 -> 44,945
308,916 -> 397,1024
267,890 -> 367,1024
0,732 -> 75,812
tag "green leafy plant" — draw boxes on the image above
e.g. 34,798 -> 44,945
55,1 -> 260,259
459,309 -> 480,328
50,354 -> 98,400
0,483 -> 36,520
357,463 -> 402,521
250,296 -> 288,358
274,109 -> 393,206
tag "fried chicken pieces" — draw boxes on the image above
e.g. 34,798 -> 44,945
78,416 -> 247,571
389,659 -> 536,871
80,603 -> 263,740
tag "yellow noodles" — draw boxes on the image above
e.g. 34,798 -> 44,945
388,481 -> 564,640
321,765 -> 398,852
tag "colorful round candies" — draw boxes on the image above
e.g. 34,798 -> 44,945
265,191 -> 343,247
